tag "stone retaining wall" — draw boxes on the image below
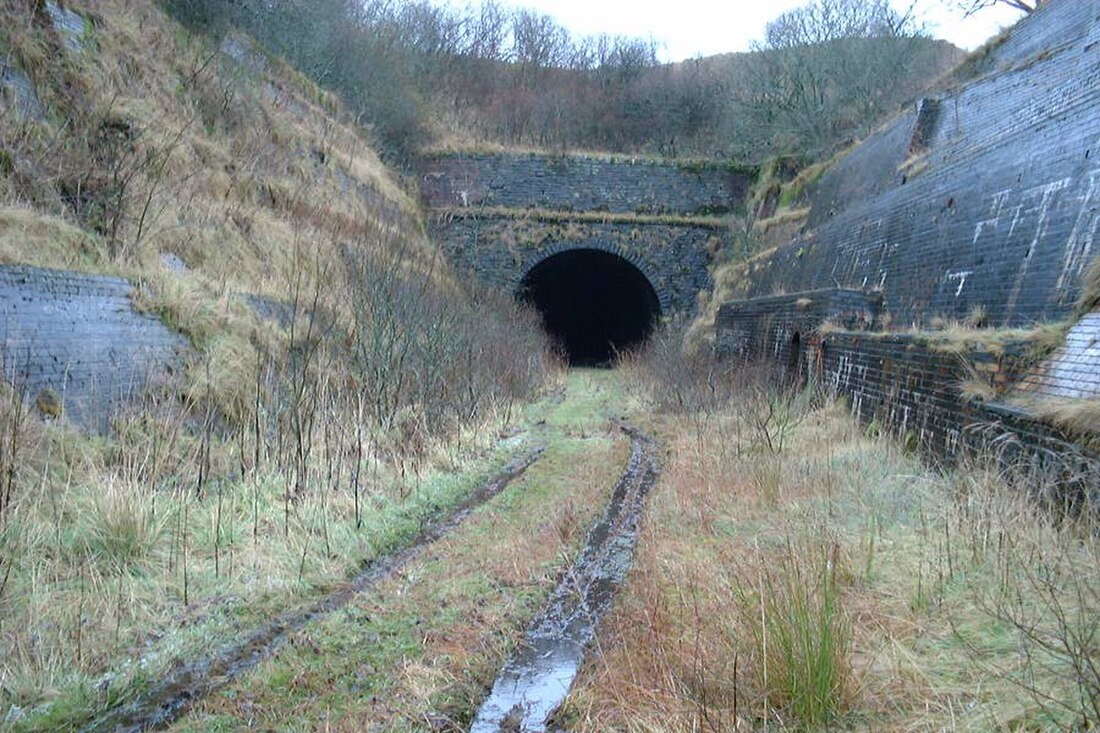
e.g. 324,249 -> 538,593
0,265 -> 189,430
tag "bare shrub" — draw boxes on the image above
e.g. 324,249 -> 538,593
947,467 -> 1100,730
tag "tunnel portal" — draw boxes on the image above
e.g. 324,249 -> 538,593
519,249 -> 661,366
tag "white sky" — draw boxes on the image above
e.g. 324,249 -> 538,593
446,1 -> 1025,62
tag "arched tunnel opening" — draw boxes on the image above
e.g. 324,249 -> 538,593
518,249 -> 662,366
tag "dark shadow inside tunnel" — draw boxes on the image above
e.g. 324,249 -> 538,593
518,249 -> 661,366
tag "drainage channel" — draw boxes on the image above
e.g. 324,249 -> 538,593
78,447 -> 546,733
470,425 -> 660,732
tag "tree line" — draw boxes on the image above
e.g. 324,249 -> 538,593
162,0 -> 966,162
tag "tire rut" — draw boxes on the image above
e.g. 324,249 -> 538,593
469,425 -> 661,732
78,447 -> 546,733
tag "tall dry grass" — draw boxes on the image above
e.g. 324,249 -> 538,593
0,2 -> 565,725
565,330 -> 1100,731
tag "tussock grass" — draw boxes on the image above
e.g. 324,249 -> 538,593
735,538 -> 851,727
820,318 -> 1068,359
0,207 -> 108,271
752,206 -> 810,234
1012,396 -> 1100,445
958,376 -> 997,403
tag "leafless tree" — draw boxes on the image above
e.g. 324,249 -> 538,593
730,0 -> 936,157
954,0 -> 1047,17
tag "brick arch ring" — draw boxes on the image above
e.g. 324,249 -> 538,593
512,241 -> 671,315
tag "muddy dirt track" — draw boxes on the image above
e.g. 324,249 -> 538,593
76,415 -> 660,733
78,448 -> 545,733
470,426 -> 660,732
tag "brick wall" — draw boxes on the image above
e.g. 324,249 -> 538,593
735,0 -> 1100,328
430,213 -> 720,314
420,152 -> 750,316
0,265 -> 189,431
717,291 -> 1099,502
1015,311 -> 1100,400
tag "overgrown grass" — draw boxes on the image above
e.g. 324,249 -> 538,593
0,359 -> 563,730
752,206 -> 810,234
559,342 -> 1100,732
1011,395 -> 1100,446
169,370 -> 630,732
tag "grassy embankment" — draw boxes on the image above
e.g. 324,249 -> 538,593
559,349 -> 1100,732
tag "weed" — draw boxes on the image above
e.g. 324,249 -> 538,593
567,353 -> 1100,731
733,539 -> 851,727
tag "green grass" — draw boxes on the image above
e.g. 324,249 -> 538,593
2,384 -> 564,731
740,540 -> 850,727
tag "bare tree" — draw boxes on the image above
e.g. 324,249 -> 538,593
730,0 -> 934,157
954,0 -> 1047,16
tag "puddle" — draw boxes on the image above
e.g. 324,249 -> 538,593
470,425 -> 660,732
78,447 -> 545,733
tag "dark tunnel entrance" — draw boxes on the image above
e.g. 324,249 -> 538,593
518,249 -> 662,366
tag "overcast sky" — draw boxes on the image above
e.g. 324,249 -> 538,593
446,1 -> 1025,62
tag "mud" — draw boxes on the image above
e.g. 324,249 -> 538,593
77,447 -> 545,733
470,425 -> 660,733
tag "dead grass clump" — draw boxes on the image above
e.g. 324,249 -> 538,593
958,376 -> 996,403
0,207 -> 107,270
752,206 -> 811,235
71,475 -> 166,572
1078,255 -> 1100,314
1014,396 -> 1100,445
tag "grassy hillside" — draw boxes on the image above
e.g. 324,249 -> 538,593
1,0 -> 419,295
0,2 -> 558,726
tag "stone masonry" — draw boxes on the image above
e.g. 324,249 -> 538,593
0,266 -> 189,431
421,153 -> 755,315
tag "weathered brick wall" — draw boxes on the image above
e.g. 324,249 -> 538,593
816,332 -> 1098,498
421,152 -> 751,315
430,213 -> 721,314
717,292 -> 1099,500
420,153 -> 753,216
736,0 -> 1100,327
0,265 -> 189,430
715,289 -> 881,365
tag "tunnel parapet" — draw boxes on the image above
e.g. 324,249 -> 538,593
421,152 -> 753,217
421,152 -> 752,320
